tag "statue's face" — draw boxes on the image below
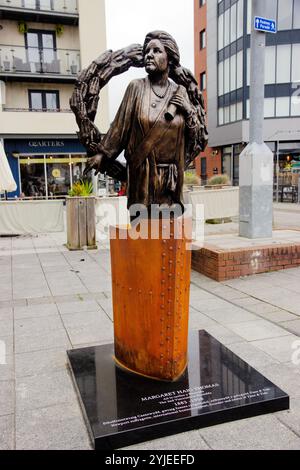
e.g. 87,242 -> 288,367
144,39 -> 169,75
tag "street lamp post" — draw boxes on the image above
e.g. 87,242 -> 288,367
239,0 -> 274,238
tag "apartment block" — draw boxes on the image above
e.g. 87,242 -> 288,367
0,0 -> 108,198
195,0 -> 300,197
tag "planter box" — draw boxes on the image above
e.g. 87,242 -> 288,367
66,196 -> 97,250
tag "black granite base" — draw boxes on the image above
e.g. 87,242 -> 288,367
67,331 -> 289,450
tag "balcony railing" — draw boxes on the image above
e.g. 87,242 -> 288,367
0,44 -> 81,78
3,107 -> 72,112
0,0 -> 78,15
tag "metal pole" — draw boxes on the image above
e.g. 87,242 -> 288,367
276,141 -> 279,203
249,1 -> 265,144
239,0 -> 274,238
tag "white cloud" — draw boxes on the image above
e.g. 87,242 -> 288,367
104,0 -> 194,121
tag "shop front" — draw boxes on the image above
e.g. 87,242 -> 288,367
4,139 -> 88,199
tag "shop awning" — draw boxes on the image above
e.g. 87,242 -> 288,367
0,141 -> 17,194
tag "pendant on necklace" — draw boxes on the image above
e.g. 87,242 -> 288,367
151,103 -> 157,108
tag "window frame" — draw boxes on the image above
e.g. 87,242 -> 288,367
28,89 -> 60,112
200,29 -> 206,50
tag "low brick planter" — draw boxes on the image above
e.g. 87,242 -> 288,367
192,243 -> 300,282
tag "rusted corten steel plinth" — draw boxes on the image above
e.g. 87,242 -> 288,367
110,217 -> 192,382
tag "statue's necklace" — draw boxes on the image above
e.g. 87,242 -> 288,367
150,82 -> 170,108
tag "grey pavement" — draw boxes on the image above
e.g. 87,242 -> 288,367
0,204 -> 300,450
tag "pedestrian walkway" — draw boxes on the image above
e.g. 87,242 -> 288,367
0,230 -> 300,450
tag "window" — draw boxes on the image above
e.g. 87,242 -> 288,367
230,3 -> 237,43
276,97 -> 290,116
264,98 -> 275,117
292,44 -> 300,83
230,54 -> 236,91
237,0 -> 244,39
200,30 -> 206,49
276,45 -> 291,83
199,0 -> 206,6
218,61 -> 224,96
26,30 -> 57,71
23,0 -> 54,9
294,0 -> 300,28
201,157 -> 207,176
265,47 -> 276,84
29,90 -> 59,111
224,9 -> 230,47
278,0 -> 293,30
218,14 -> 224,51
200,72 -> 206,91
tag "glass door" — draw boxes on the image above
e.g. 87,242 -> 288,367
26,31 -> 56,73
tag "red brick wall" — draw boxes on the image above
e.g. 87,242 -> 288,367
194,0 -> 221,181
192,244 -> 300,281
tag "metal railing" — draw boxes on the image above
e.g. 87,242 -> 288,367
0,44 -> 81,76
3,107 -> 72,112
0,0 -> 78,15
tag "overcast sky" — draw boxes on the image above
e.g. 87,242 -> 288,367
104,0 -> 194,121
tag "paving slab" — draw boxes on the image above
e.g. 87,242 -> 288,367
276,398 -> 300,436
16,403 -> 90,450
16,370 -> 76,413
258,363 -> 300,399
14,303 -> 58,320
0,414 -> 14,450
15,328 -> 71,354
0,381 -> 14,417
226,319 -> 291,342
200,306 -> 258,324
226,341 -> 280,369
14,315 -> 64,338
0,355 -> 14,382
56,300 -> 101,315
122,430 -> 211,451
199,414 -> 300,450
279,319 -> 300,336
15,349 -> 67,378
252,334 -> 300,363
0,308 -> 13,322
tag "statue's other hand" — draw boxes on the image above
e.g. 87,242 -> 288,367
83,154 -> 105,176
169,93 -> 192,117
125,44 -> 144,66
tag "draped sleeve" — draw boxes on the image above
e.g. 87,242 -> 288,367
99,79 -> 140,162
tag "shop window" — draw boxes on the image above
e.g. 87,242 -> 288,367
29,90 -> 59,111
200,72 -> 206,91
200,30 -> 206,50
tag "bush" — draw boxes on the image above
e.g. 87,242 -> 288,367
184,171 -> 201,186
207,174 -> 230,186
68,180 -> 93,197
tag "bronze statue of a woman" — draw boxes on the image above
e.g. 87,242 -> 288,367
71,31 -> 208,212
70,32 -> 208,381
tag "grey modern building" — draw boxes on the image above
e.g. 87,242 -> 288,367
206,0 -> 300,194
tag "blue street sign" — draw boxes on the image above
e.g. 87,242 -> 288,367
254,16 -> 277,33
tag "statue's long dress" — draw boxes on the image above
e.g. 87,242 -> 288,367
102,77 -> 202,381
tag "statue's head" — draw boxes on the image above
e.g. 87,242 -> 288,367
143,31 -> 180,75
